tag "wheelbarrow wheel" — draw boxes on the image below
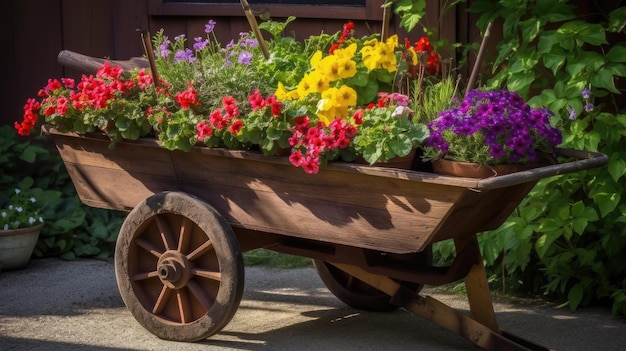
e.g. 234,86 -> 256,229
115,191 -> 244,342
313,257 -> 426,312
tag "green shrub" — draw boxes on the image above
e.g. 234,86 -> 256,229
0,125 -> 125,260
463,0 -> 626,316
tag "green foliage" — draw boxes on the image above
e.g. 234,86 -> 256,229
0,125 -> 125,261
455,0 -> 626,315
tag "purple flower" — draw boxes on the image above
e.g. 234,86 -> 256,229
584,102 -> 594,112
157,38 -> 171,57
193,37 -> 209,51
237,51 -> 253,65
205,20 -> 216,34
241,38 -> 259,48
567,106 -> 577,120
174,34 -> 185,41
581,88 -> 592,99
174,48 -> 196,63
426,89 -> 561,163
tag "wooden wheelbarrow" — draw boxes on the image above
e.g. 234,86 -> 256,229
43,120 -> 607,350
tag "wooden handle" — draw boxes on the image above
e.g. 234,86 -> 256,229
57,50 -> 149,74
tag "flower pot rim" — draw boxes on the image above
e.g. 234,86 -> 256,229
0,222 -> 44,236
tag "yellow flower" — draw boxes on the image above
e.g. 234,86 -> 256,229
317,55 -> 341,82
297,73 -> 315,97
360,35 -> 399,73
316,85 -> 357,124
275,82 -> 297,101
333,43 -> 357,60
335,85 -> 357,107
336,57 -> 357,79
307,71 -> 330,93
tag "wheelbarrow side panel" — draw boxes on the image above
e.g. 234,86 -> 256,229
171,149 -> 466,254
50,131 -> 180,211
46,129 -> 469,254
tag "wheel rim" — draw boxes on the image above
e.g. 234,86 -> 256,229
127,212 -> 223,324
116,192 -> 244,341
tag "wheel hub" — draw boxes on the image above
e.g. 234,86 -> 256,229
157,251 -> 192,289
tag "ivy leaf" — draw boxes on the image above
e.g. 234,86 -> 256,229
608,153 -> 626,183
607,45 -> 626,63
595,192 -> 621,217
608,7 -> 626,32
591,69 -> 619,94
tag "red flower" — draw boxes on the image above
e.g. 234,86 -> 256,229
415,36 -> 433,54
228,119 -> 244,134
427,52 -> 440,75
196,120 -> 213,142
175,87 -> 200,109
248,89 -> 266,110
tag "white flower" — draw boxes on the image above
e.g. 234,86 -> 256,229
30,197 -> 37,203
1,211 -> 6,218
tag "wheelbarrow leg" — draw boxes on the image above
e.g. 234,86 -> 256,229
330,257 -> 555,351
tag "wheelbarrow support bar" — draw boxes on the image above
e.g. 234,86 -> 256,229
330,236 -> 555,351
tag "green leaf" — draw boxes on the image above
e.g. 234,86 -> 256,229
568,283 -> 584,311
608,7 -> 626,32
537,30 -> 557,54
535,231 -> 560,259
608,153 -> 626,182
591,69 -> 619,93
595,192 -> 621,217
607,45 -> 626,63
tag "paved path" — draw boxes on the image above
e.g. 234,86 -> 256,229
0,258 -> 624,350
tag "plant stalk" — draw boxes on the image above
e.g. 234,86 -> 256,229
240,0 -> 270,59
465,22 -> 492,97
138,28 -> 160,87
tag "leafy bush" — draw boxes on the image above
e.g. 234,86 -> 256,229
461,0 -> 626,315
0,125 -> 125,260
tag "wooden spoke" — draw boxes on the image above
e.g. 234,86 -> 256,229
133,270 -> 159,281
192,268 -> 222,282
155,216 -> 177,251
176,289 -> 192,324
187,279 -> 214,312
152,285 -> 173,315
116,192 -> 244,341
178,217 -> 194,254
135,237 -> 163,258
187,240 -> 214,261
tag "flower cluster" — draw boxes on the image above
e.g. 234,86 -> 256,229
424,90 -> 562,164
351,92 -> 429,164
16,62 -> 154,141
20,17 -> 536,175
1,188 -> 44,230
288,116 -> 357,174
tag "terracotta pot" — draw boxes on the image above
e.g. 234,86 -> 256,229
431,158 -> 549,178
0,222 -> 43,270
356,150 -> 417,170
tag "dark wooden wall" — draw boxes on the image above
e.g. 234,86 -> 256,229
0,0 -> 478,127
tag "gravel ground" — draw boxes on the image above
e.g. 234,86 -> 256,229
0,258 -> 624,350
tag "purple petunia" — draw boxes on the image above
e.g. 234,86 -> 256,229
425,89 -> 562,163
